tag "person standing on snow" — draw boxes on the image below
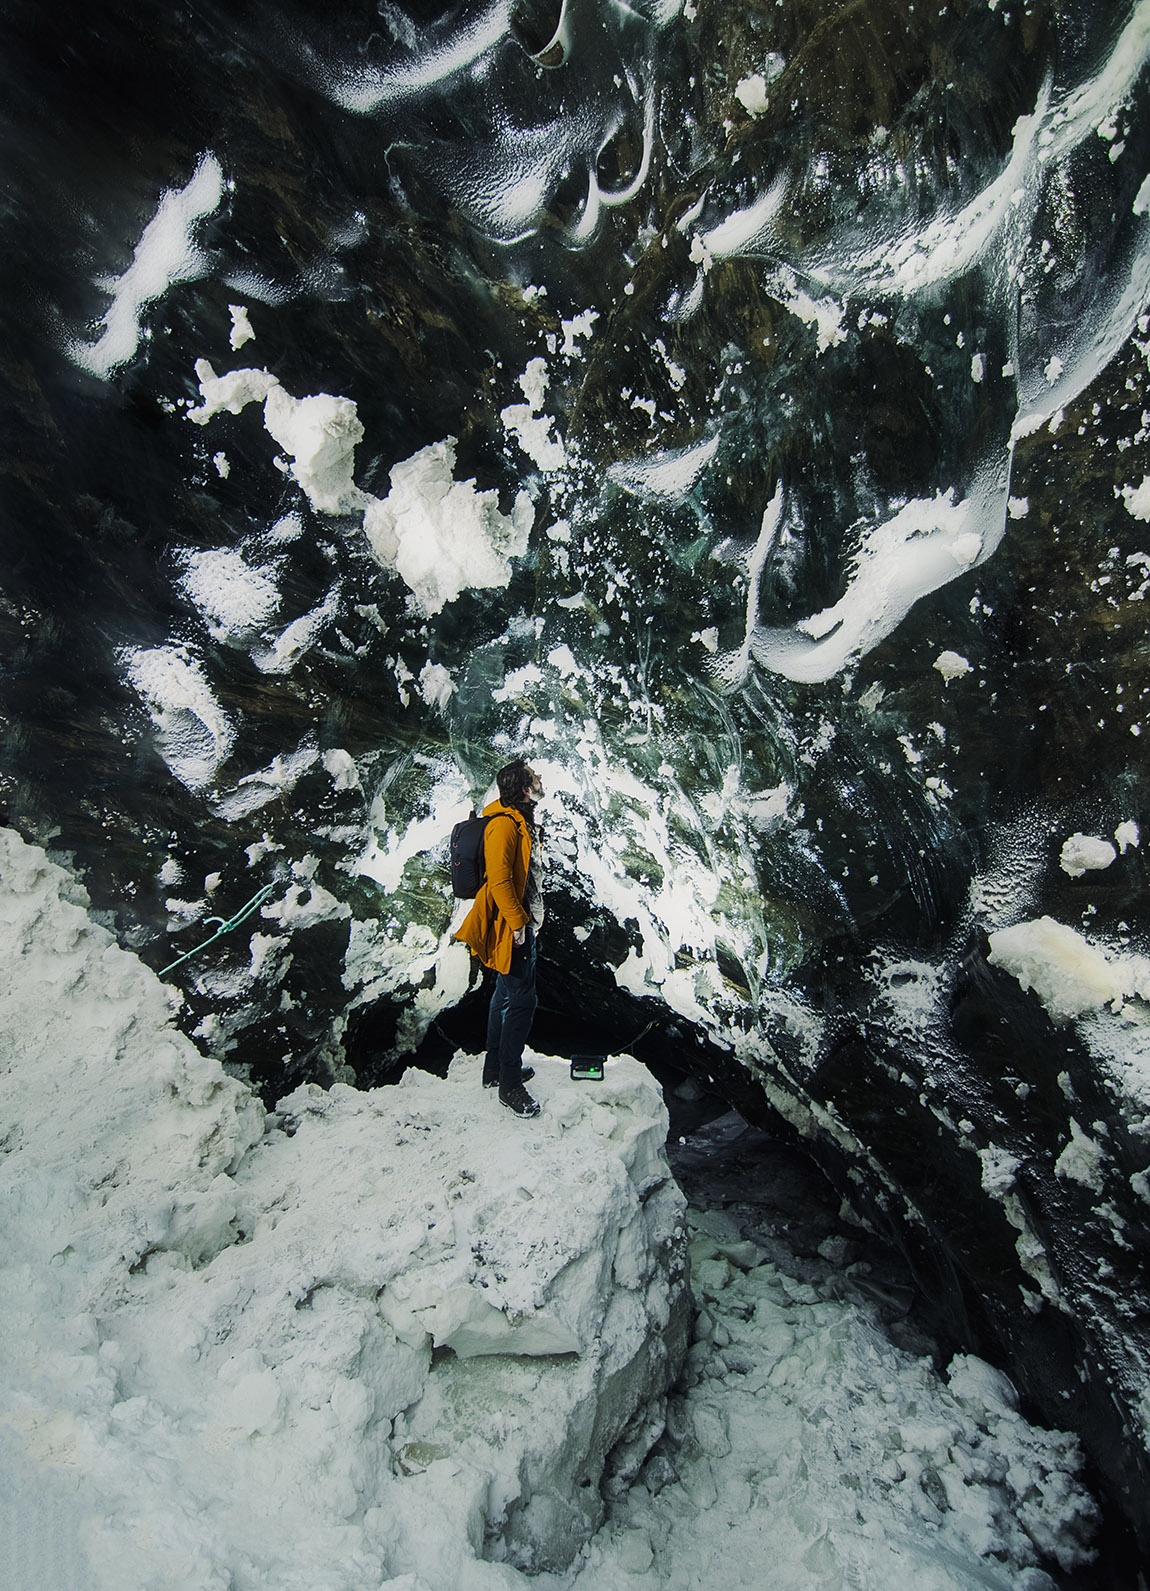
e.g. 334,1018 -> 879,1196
453,758 -> 545,1117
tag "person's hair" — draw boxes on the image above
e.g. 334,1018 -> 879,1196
496,758 -> 532,805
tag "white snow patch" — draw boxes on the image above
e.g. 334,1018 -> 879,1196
251,587 -> 341,675
263,386 -> 368,515
934,650 -> 972,683
735,73 -> 768,114
501,401 -> 567,471
213,741 -> 320,820
1059,832 -> 1117,877
979,1146 -> 1022,1196
71,154 -> 224,378
1055,1120 -> 1106,1193
228,304 -> 255,349
124,645 -> 235,791
418,660 -> 455,711
363,439 -> 533,616
186,361 -> 277,418
987,916 -> 1150,1022
321,748 -> 360,791
743,473 -> 1001,684
1120,476 -> 1150,520
607,433 -> 720,500
702,173 -> 789,259
179,548 -> 281,642
1115,820 -> 1140,853
187,361 -> 367,515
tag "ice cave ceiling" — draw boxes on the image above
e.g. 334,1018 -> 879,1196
3,0 -> 1150,1560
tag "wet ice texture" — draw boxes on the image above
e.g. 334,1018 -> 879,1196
0,829 -> 689,1588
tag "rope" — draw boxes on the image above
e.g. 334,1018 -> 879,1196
160,883 -> 277,976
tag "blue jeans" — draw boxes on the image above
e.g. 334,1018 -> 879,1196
483,928 -> 537,1089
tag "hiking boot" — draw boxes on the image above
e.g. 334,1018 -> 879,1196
484,1066 -> 534,1089
499,1082 -> 541,1117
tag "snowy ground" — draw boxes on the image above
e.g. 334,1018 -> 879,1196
0,828 -> 1098,1589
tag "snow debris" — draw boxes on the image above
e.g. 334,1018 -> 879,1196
363,439 -> 533,616
124,645 -> 236,792
1120,476 -> 1150,520
1059,832 -> 1117,877
933,649 -> 972,683
1055,1120 -> 1106,1193
535,1222 -> 1097,1588
1115,820 -> 1140,853
228,303 -> 255,349
987,916 -> 1150,1022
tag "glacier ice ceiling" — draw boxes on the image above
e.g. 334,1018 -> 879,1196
3,0 -> 1150,1564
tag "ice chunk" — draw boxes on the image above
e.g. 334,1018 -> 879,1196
1055,1120 -> 1105,1192
934,649 -> 972,683
363,439 -> 533,615
1060,832 -> 1117,877
263,386 -> 367,515
228,304 -> 254,350
1115,820 -> 1140,853
987,916 -> 1147,1021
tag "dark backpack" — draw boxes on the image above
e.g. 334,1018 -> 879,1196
449,810 -> 514,899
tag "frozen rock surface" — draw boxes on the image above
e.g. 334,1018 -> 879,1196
0,829 -> 688,1589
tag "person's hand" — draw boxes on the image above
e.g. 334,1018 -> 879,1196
513,926 -> 525,946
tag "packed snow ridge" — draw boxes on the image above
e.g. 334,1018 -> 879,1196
0,829 -> 688,1589
1,828 -> 1101,1589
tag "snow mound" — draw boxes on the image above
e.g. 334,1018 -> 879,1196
0,829 -> 688,1589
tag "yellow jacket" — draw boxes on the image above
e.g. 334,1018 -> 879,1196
453,801 -> 532,974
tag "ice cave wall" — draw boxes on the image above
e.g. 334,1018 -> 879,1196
2,0 -> 1150,1556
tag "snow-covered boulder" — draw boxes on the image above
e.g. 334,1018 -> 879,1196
0,829 -> 689,1589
